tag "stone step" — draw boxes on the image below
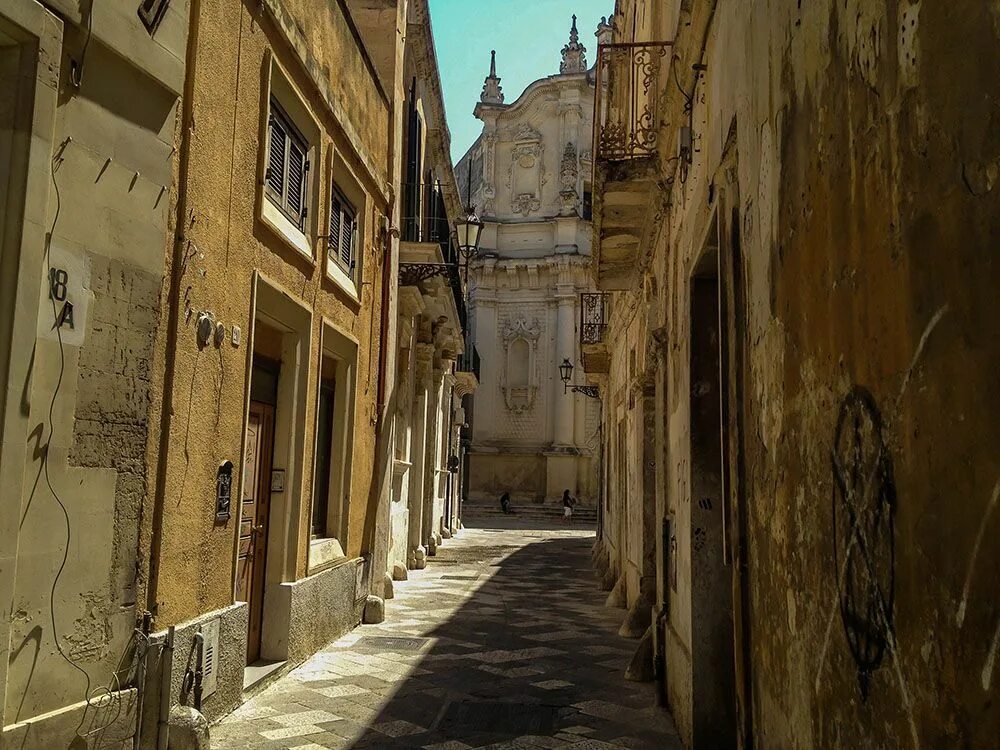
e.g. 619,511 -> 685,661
463,505 -> 598,520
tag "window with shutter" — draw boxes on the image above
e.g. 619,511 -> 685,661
265,99 -> 309,230
329,187 -> 357,279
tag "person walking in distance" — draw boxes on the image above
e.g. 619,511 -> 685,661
500,492 -> 514,515
562,489 -> 576,523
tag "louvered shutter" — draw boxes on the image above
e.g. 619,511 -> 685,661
329,193 -> 342,259
266,115 -> 286,198
340,207 -> 355,271
287,138 -> 305,224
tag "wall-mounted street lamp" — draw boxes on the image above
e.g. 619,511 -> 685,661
559,358 -> 601,400
454,205 -> 483,263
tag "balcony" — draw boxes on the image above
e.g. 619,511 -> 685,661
457,345 -> 481,382
399,181 -> 469,335
592,42 -> 672,290
580,292 -> 610,374
454,344 -> 480,398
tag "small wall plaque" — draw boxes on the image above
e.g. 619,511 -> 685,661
216,461 -> 233,521
270,469 -> 285,493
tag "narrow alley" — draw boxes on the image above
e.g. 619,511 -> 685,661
211,520 -> 680,750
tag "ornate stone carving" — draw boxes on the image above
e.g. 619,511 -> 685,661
512,193 -> 542,216
559,141 -> 579,216
560,15 -> 588,74
481,50 -> 504,104
508,130 -> 543,217
482,132 -> 497,217
514,123 -> 542,143
499,317 -> 542,414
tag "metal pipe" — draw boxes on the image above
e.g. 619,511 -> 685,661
157,626 -> 174,750
192,631 -> 204,712
133,611 -> 152,750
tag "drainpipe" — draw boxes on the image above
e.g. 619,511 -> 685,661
132,611 -> 152,750
192,630 -> 205,712
157,626 -> 175,750
145,0 -> 203,616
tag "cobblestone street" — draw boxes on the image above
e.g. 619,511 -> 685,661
212,521 -> 680,749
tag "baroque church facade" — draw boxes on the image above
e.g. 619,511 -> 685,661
458,17 -> 605,506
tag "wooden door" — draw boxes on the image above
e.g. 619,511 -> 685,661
237,401 -> 275,664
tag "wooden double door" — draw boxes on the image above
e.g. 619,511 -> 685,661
237,401 -> 275,664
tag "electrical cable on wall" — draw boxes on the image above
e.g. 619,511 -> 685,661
37,138 -> 149,747
70,1 -> 95,89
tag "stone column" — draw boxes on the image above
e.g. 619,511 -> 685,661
407,342 -> 434,570
547,287 -> 579,501
553,291 -> 577,447
422,366 -> 444,555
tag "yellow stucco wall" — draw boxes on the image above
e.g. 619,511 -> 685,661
148,0 -> 390,627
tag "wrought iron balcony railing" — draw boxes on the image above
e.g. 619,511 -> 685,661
401,181 -> 453,248
457,345 -> 481,382
594,42 -> 672,162
580,292 -> 610,345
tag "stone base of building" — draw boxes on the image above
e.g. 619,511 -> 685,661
262,558 -> 365,664
468,449 -> 597,505
3,689 -> 138,750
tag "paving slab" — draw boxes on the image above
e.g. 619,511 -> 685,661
212,521 -> 680,749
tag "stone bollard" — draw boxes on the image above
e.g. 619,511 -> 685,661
383,572 -> 395,600
168,705 -> 209,750
605,576 -> 627,609
624,626 -> 655,682
363,595 -> 385,624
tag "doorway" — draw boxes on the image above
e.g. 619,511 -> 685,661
689,234 -> 737,745
238,350 -> 280,665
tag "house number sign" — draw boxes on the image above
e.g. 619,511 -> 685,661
38,245 -> 89,347
49,268 -> 75,330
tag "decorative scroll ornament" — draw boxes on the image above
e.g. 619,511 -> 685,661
560,15 -> 588,74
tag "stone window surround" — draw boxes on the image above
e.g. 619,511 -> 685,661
307,318 -> 359,574
258,54 -> 321,263
324,150 -> 366,303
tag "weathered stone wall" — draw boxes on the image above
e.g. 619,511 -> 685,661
598,0 -> 1000,746
2,1 -> 184,738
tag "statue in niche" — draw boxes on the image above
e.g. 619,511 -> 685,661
500,317 -> 542,413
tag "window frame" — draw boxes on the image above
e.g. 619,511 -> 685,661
265,97 -> 310,231
306,320 -> 359,572
328,185 -> 358,280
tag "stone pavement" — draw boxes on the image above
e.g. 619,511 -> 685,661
212,520 -> 681,749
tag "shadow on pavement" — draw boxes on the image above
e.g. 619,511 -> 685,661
340,528 -> 679,749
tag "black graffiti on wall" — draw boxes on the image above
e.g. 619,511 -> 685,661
831,386 -> 896,701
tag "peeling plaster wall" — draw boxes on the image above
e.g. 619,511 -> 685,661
599,0 -> 1000,746
3,1 -> 185,735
